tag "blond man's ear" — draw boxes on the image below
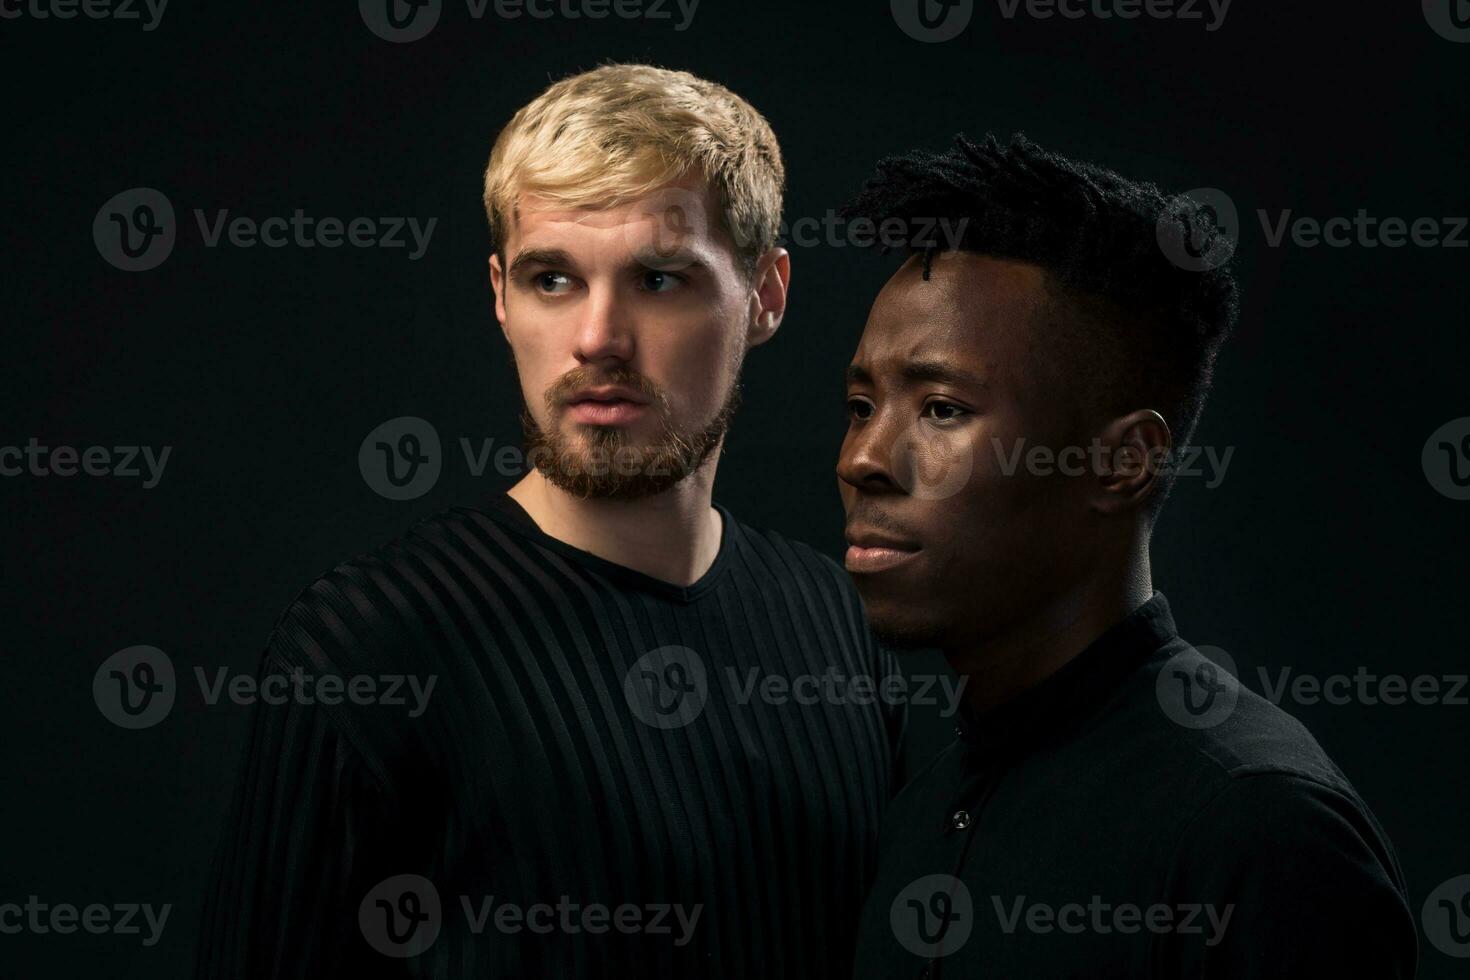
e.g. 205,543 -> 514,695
746,247 -> 791,348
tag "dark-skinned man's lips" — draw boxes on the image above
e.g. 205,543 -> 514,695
844,525 -> 922,574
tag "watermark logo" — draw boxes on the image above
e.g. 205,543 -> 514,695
1424,0 -> 1470,42
614,183 -> 716,275
358,421 -> 721,500
360,0 -> 442,41
359,877 -> 702,956
1155,644 -> 1239,729
94,188 -> 175,272
1161,195 -> 1469,268
360,416 -> 443,501
892,0 -> 974,42
624,646 -> 708,729
1157,187 -> 1238,272
891,874 -> 974,957
1159,647 -> 1469,718
1424,875 -> 1470,957
360,874 -> 443,958
93,645 -> 175,729
890,420 -> 974,500
95,190 -> 437,270
1423,417 -> 1470,501
94,650 -> 438,726
362,0 -> 699,40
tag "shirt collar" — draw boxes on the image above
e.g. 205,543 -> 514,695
956,592 -> 1178,760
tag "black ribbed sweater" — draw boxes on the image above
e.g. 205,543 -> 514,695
196,494 -> 905,979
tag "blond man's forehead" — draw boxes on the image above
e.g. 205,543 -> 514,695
504,180 -> 739,267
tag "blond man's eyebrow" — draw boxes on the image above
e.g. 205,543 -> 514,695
507,247 -> 575,278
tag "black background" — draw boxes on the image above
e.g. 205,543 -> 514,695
3,1 -> 1468,976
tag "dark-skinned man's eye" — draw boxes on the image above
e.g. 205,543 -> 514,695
923,401 -> 968,422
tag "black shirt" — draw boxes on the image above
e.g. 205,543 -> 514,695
852,593 -> 1416,979
196,494 -> 905,979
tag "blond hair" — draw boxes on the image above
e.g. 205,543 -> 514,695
483,63 -> 785,275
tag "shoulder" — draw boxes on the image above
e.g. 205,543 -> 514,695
1118,640 -> 1407,888
1158,766 -> 1414,973
254,509 -> 490,780
1154,765 -> 1416,976
1176,767 -> 1391,854
1126,638 -> 1354,789
266,507 -> 494,675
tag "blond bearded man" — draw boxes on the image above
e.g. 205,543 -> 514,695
196,64 -> 905,979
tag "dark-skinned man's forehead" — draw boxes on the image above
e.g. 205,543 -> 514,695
854,267 -> 1043,388
874,251 -> 1046,324
845,351 -> 989,391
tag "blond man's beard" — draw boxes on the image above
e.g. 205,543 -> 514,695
517,360 -> 743,501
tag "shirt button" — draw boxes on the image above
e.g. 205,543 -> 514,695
950,809 -> 972,831
953,724 -> 964,738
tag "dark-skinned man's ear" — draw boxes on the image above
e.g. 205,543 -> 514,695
1093,409 -> 1172,515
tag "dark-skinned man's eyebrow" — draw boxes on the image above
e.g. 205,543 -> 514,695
846,360 -> 987,388
901,359 -> 988,389
507,247 -> 574,280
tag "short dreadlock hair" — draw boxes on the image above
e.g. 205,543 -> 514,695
840,133 -> 1239,514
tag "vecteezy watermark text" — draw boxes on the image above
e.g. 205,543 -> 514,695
728,667 -> 968,717
94,645 -> 439,729
359,874 -> 701,958
0,0 -> 167,30
360,420 -> 704,501
360,0 -> 699,42
1257,667 -> 1468,707
622,647 -> 960,729
1,439 -> 170,488
992,895 -> 1233,945
195,665 -> 437,718
991,437 -> 1234,488
95,188 -> 437,271
891,0 -> 1229,43
1157,188 -> 1470,271
0,897 -> 170,947
1258,209 -> 1468,249
459,896 -> 700,945
763,212 -> 970,252
995,0 -> 1231,31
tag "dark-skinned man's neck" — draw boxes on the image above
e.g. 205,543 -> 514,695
944,543 -> 1155,718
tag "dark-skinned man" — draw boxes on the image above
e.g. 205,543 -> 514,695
838,134 -> 1416,979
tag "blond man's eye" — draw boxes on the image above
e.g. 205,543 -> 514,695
536,272 -> 574,294
640,270 -> 684,293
